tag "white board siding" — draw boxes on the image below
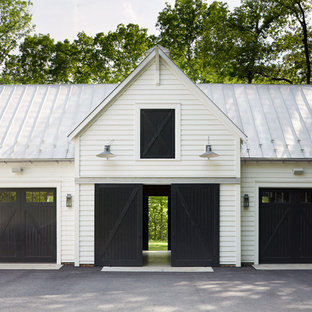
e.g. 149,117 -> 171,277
78,59 -> 240,178
241,161 -> 312,264
220,184 -> 240,265
0,162 -> 75,263
79,184 -> 95,264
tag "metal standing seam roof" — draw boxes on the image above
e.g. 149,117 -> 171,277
0,84 -> 116,160
199,84 -> 312,159
0,83 -> 312,160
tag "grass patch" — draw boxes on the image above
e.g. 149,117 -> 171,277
149,240 -> 168,251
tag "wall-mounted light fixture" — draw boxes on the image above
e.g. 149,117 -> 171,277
293,168 -> 304,175
243,194 -> 249,208
96,145 -> 116,159
66,194 -> 72,207
200,137 -> 219,158
12,167 -> 23,173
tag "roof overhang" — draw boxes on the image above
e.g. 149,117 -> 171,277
242,157 -> 312,162
0,158 -> 74,163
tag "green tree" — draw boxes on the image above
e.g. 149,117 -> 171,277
148,196 -> 168,241
156,0 -> 208,81
1,34 -> 55,84
0,0 -> 33,67
1,23 -> 155,84
93,23 -> 156,83
268,0 -> 312,84
227,0 -> 285,83
198,1 -> 238,82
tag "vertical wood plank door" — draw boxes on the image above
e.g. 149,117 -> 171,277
140,109 -> 175,159
0,189 -> 56,262
95,184 -> 143,266
171,184 -> 220,267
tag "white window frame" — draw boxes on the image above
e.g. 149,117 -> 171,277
135,102 -> 181,161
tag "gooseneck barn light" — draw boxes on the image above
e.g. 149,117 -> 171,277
200,137 -> 219,158
96,145 -> 116,159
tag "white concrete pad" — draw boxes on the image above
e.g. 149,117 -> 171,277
0,263 -> 63,270
101,266 -> 214,272
253,264 -> 312,270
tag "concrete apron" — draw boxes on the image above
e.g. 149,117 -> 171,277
101,251 -> 214,272
0,263 -> 63,270
253,264 -> 312,270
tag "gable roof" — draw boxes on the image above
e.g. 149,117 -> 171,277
0,49 -> 312,161
67,45 -> 246,140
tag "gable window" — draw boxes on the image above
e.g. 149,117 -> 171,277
140,109 -> 175,158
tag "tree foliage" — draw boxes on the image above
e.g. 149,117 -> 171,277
0,0 -> 311,85
156,0 -> 207,81
0,24 -> 155,84
226,0 -> 285,83
157,0 -> 311,84
0,0 -> 33,67
268,0 -> 312,84
148,197 -> 168,241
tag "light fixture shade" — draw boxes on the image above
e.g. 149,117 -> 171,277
96,145 -> 116,159
200,145 -> 219,158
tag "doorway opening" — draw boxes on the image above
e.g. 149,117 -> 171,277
143,185 -> 171,266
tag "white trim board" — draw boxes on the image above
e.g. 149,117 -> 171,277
101,266 -> 214,273
253,264 -> 312,270
0,264 -> 63,270
75,177 -> 241,184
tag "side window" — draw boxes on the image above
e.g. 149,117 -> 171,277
261,191 -> 290,204
140,109 -> 175,159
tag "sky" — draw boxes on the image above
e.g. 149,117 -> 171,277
31,0 -> 241,42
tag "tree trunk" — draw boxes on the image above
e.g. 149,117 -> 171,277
160,203 -> 163,241
297,2 -> 311,84
154,224 -> 157,240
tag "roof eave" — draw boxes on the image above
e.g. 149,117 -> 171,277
67,50 -> 157,140
0,158 -> 74,163
157,49 -> 247,140
242,157 -> 312,162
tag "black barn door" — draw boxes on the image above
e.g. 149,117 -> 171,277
0,188 -> 56,262
95,184 -> 143,266
171,184 -> 219,267
260,188 -> 312,263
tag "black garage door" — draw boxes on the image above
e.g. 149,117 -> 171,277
260,188 -> 312,263
171,184 -> 219,266
0,188 -> 56,262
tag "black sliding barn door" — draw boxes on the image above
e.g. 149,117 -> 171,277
95,184 -> 143,266
171,184 -> 219,267
0,188 -> 56,262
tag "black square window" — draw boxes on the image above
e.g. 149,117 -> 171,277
140,109 -> 175,158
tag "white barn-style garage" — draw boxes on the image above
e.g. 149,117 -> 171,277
0,45 -> 311,267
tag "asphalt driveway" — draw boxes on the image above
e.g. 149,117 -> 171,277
0,266 -> 311,312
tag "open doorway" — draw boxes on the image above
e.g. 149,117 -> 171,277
148,196 -> 168,250
143,185 -> 171,266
